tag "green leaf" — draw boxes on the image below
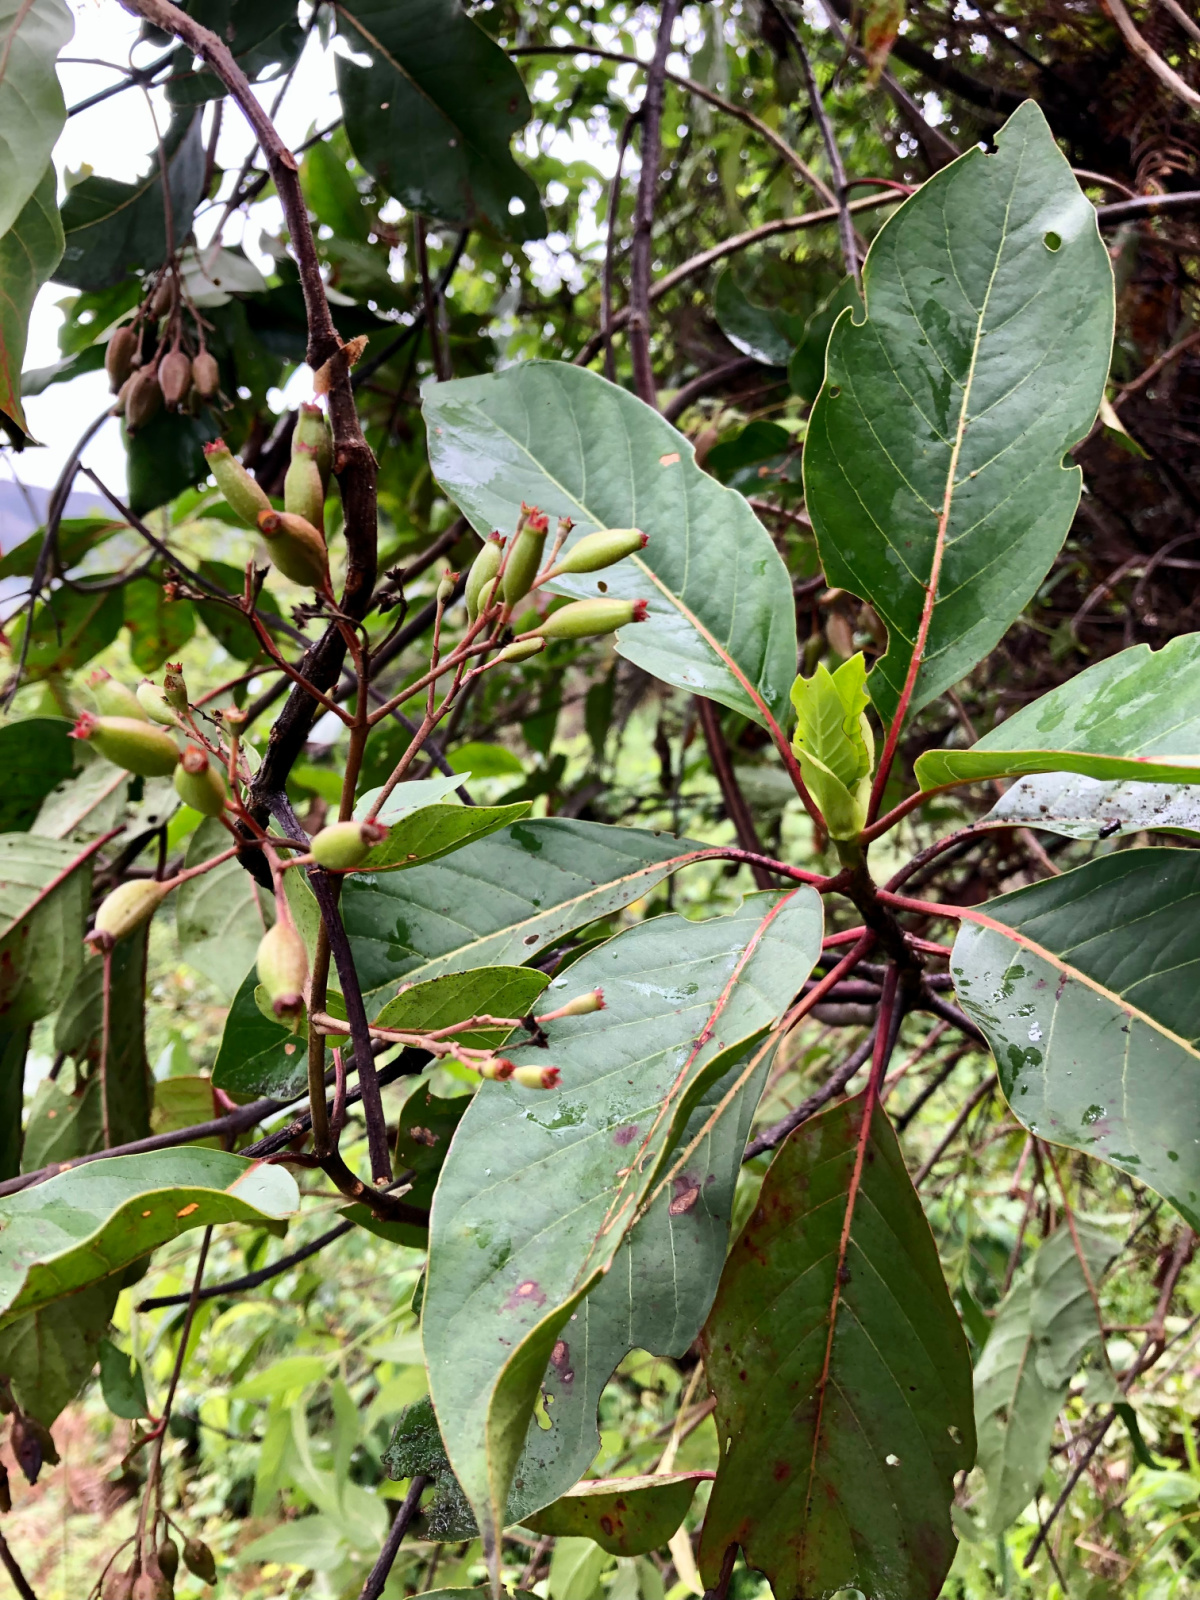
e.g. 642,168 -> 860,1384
54,933 -> 153,1150
950,848 -> 1200,1228
194,557 -> 275,660
423,363 -> 797,729
916,634 -> 1200,791
1029,1224 -> 1117,1388
57,109 -> 206,291
524,1473 -> 709,1556
987,771 -> 1200,841
211,966 -> 307,1099
0,1150 -> 297,1328
360,802 -> 531,873
6,583 -> 124,678
126,408 -> 218,518
335,0 -> 545,242
98,1335 -> 149,1419
395,1083 -> 471,1211
374,965 -> 548,1040
0,166 -> 64,441
122,575 -> 196,672
0,718 -> 77,833
0,1280 -> 118,1427
0,515 -> 124,580
803,100 -> 1113,727
301,127 -> 371,242
789,653 -> 874,838
21,1075 -> 102,1173
166,0 -> 303,104
423,890 -> 822,1549
354,774 -> 466,820
176,817 -> 274,1000
0,0 -> 71,239
788,278 -> 861,404
713,269 -> 797,366
449,741 -> 523,779
0,833 -> 94,1025
343,818 -> 700,997
698,1093 -> 975,1600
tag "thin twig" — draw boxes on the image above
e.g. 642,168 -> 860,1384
137,1218 -> 356,1311
627,0 -> 683,405
696,697 -> 773,890
913,1073 -> 997,1186
0,1529 -> 39,1600
1100,0 -> 1200,110
359,1474 -> 431,1600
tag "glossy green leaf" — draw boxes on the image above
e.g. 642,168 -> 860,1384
0,833 -> 93,1025
713,269 -> 797,366
424,890 -> 822,1549
355,774 -> 466,820
987,771 -> 1200,841
395,1084 -> 471,1211
0,0 -> 71,239
0,718 -> 76,833
360,801 -> 531,873
122,575 -> 196,672
54,933 -> 153,1150
951,849 -> 1200,1228
343,817 -> 699,997
301,126 -> 372,243
803,100 -> 1113,727
0,166 -> 64,441
0,1280 -> 117,1427
211,966 -> 308,1099
524,1472 -> 709,1556
0,515 -> 123,580
698,1093 -> 975,1600
335,0 -> 545,241
6,582 -> 124,678
58,109 -> 206,290
374,965 -> 548,1039
176,817 -> 274,1000
423,363 -> 797,728
917,634 -> 1200,791
126,408 -> 217,518
0,1150 -> 298,1328
98,1335 -> 149,1419
788,278 -> 861,404
21,1075 -> 102,1173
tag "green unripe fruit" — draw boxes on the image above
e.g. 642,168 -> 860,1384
525,598 -> 648,642
257,919 -> 309,1024
494,637 -> 546,664
256,509 -> 330,591
182,1537 -> 217,1584
72,713 -> 179,776
465,537 -> 503,623
203,439 -> 272,528
136,680 -> 178,726
173,745 -> 227,816
549,527 -> 648,576
157,1539 -> 179,1583
284,444 -> 325,534
93,878 -> 172,943
191,349 -> 220,399
502,509 -> 549,606
436,568 -> 458,605
105,326 -> 138,393
295,401 -> 333,488
310,819 -> 388,870
88,669 -> 148,721
162,663 -> 188,713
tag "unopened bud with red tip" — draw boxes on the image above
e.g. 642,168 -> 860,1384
522,598 -> 648,642
91,878 -> 172,944
503,506 -> 550,606
174,744 -> 228,816
162,662 -> 188,713
72,712 -> 179,777
546,528 -> 648,578
477,1056 -> 516,1081
512,1063 -> 562,1090
204,439 -> 272,527
540,988 -> 605,1020
136,679 -> 178,726
465,537 -> 503,624
88,668 -> 147,722
257,919 -> 309,1026
437,568 -> 458,606
295,401 -> 333,489
284,442 -> 325,534
257,509 -> 331,591
310,819 -> 388,870
493,637 -> 546,665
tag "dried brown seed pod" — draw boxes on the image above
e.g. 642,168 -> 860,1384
105,325 -> 138,392
159,349 -> 192,409
124,366 -> 162,433
191,349 -> 219,399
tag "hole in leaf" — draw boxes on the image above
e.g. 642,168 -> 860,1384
828,385 -> 841,398
1043,230 -> 1062,251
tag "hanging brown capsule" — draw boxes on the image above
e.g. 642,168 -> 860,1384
182,1537 -> 217,1584
191,349 -> 220,400
159,348 -> 192,409
101,1561 -> 137,1600
124,365 -> 162,433
150,275 -> 175,320
156,1536 -> 179,1583
105,325 -> 139,393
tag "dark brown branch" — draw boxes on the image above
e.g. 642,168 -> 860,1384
696,698 -> 775,890
1096,189 -> 1200,223
603,110 -> 639,382
627,0 -> 683,406
138,1219 -> 356,1310
359,1474 -> 431,1600
744,1027 -> 877,1159
0,1529 -> 39,1600
913,1073 -> 997,1187
663,356 -> 765,423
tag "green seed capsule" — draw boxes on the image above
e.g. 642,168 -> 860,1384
93,878 -> 172,943
136,680 -> 178,727
203,439 -> 272,528
525,598 -> 648,642
162,663 -> 188,713
173,745 -> 227,816
182,1537 -> 217,1584
284,444 -> 325,534
512,1063 -> 561,1090
88,669 -> 147,721
494,637 -> 546,664
465,538 -> 503,624
256,919 -> 309,1024
157,1537 -> 179,1584
257,509 -> 330,591
310,819 -> 388,870
72,713 -> 180,777
548,527 -> 648,576
502,508 -> 549,606
295,401 -> 333,489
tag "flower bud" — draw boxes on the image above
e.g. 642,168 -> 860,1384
465,537 -> 503,624
512,1063 -> 562,1090
191,350 -> 220,399
203,439 -> 272,528
136,680 -> 178,727
105,326 -> 138,393
547,989 -> 605,1018
436,568 -> 458,605
547,528 -> 648,576
182,1537 -> 217,1584
494,637 -> 545,665
93,878 -> 172,943
173,745 -> 227,817
477,1056 -> 516,1080
124,366 -> 161,433
162,662 -> 188,713
310,819 -> 388,870
157,1537 -> 179,1583
256,510 -> 330,591
295,401 -> 333,488
88,668 -> 147,722
502,508 -> 549,606
257,919 -> 309,1024
284,443 -> 325,534
72,713 -> 180,777
159,348 -> 191,409
524,598 -> 648,642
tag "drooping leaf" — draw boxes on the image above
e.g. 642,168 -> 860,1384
713,269 -> 798,366
5,582 -> 124,678
0,166 -> 64,441
0,833 -> 94,1025
359,801 -> 531,873
176,817 -> 274,999
122,574 -> 196,672
916,634 -> 1200,791
0,515 -> 124,580
54,933 -> 152,1150
1029,1223 -> 1118,1388
423,890 -> 823,1549
335,0 -> 545,241
698,1093 -> 975,1600
0,1150 -> 298,1327
373,965 -> 548,1039
151,1075 -> 220,1142
524,1473 -> 710,1556
33,765 -> 176,848
0,0 -> 72,240
987,771 -> 1200,841
343,817 -> 700,997
98,1335 -> 149,1419
0,1280 -> 118,1427
354,774 -> 466,820
57,109 -> 206,290
0,718 -> 77,833
803,100 -> 1113,727
423,363 -> 797,728
951,849 -> 1200,1227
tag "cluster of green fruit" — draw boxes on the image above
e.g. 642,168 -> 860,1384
99,1524 -> 216,1600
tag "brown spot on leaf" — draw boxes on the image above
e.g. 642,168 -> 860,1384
669,1176 -> 701,1215
504,1279 -> 547,1310
613,1124 -> 638,1147
409,1125 -> 439,1147
773,1460 -> 791,1482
